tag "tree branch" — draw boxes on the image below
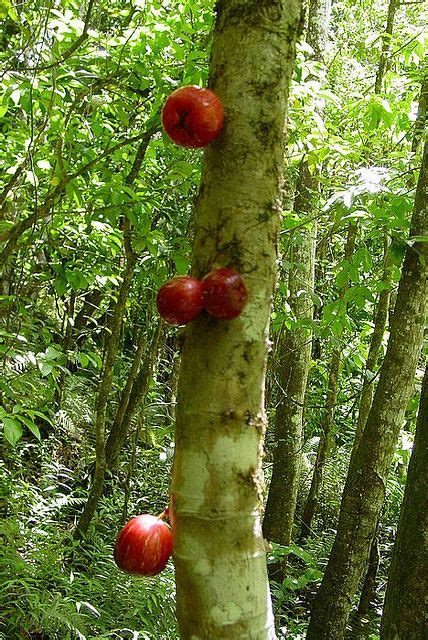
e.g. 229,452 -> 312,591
11,0 -> 97,72
0,125 -> 160,266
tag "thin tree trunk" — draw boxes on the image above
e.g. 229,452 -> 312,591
105,319 -> 163,469
352,232 -> 392,459
380,364 -> 428,640
349,235 -> 393,633
412,71 -> 427,153
374,0 -> 399,94
300,346 -> 341,538
348,521 -> 381,638
75,252 -> 137,537
350,3 -> 410,615
306,141 -> 427,640
73,289 -> 103,346
54,292 -> 76,409
263,168 -> 317,546
109,326 -> 148,441
300,224 -> 357,538
263,0 -> 331,548
170,1 -> 303,637
74,131 -> 153,535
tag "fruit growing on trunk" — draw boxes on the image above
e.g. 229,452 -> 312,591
202,268 -> 248,319
114,514 -> 173,576
162,86 -> 224,148
156,275 -> 203,325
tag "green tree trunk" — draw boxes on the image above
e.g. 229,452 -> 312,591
263,0 -> 331,548
351,234 -> 392,458
170,1 -> 303,637
374,0 -> 399,94
300,224 -> 357,538
105,319 -> 163,469
74,133 -> 153,535
263,169 -> 317,546
306,141 -> 427,640
75,250 -> 137,537
349,236 -> 392,632
379,364 -> 427,640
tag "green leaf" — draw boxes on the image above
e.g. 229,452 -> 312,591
54,276 -> 68,297
17,415 -> 41,440
389,240 -> 406,266
65,270 -> 88,291
45,346 -> 62,360
76,352 -> 89,367
3,417 -> 23,446
335,266 -> 349,289
0,0 -> 10,19
38,361 -> 53,377
173,253 -> 189,275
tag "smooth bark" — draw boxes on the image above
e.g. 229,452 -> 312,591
300,224 -> 357,538
380,365 -> 428,640
105,319 -> 163,469
374,0 -> 399,94
263,0 -> 331,548
263,169 -> 317,546
352,233 -> 392,459
306,141 -> 427,640
170,1 -> 303,638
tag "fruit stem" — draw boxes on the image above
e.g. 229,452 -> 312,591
157,507 -> 169,520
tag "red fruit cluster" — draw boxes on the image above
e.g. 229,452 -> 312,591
162,86 -> 223,148
114,514 -> 173,576
156,268 -> 248,325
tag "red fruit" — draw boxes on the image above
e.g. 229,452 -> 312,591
202,268 -> 248,320
162,86 -> 224,148
156,275 -> 203,325
114,514 -> 173,576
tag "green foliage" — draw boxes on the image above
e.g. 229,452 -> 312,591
0,0 -> 426,637
1,434 -> 177,639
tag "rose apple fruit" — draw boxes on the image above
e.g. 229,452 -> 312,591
114,514 -> 173,576
202,268 -> 248,320
162,86 -> 224,148
156,275 -> 203,325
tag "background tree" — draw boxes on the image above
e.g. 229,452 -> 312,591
380,364 -> 427,640
263,0 -> 330,550
306,140 -> 427,640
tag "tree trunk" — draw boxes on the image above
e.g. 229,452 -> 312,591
374,0 -> 399,94
75,252 -> 137,537
300,224 -> 357,539
105,319 -> 163,469
74,131 -> 155,535
263,170 -> 317,546
348,522 -> 380,638
306,141 -> 427,640
300,346 -> 341,538
349,236 -> 392,632
412,71 -> 427,153
380,364 -> 428,640
170,1 -> 303,637
351,232 -> 392,459
54,292 -> 76,409
263,0 -> 331,548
